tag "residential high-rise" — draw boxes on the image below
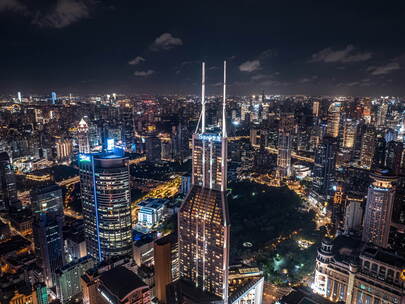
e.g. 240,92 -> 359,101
0,152 -> 18,211
32,184 -> 65,288
360,125 -> 376,169
277,113 -> 294,178
79,148 -> 132,262
362,169 -> 397,248
312,137 -> 337,196
178,62 -> 230,300
77,118 -> 90,154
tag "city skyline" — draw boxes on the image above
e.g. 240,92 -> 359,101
1,1 -> 405,95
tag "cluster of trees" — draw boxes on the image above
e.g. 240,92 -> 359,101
229,181 -> 321,285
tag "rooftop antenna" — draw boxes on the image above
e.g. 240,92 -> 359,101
222,61 -> 227,138
202,62 -> 206,133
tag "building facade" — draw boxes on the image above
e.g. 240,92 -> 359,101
178,62 -> 230,300
32,185 -> 65,288
79,149 -> 132,262
313,237 -> 405,304
362,169 -> 397,248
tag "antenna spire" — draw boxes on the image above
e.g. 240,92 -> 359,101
201,62 -> 206,133
222,61 -> 227,138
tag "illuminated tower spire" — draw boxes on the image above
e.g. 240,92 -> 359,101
222,60 -> 227,138
178,60 -> 230,300
202,62 -> 206,133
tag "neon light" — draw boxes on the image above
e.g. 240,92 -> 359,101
106,138 -> 114,151
198,134 -> 221,142
79,154 -> 90,162
91,156 -> 102,261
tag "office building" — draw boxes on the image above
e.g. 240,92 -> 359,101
277,113 -> 294,178
313,236 -> 405,304
385,141 -> 404,176
51,92 -> 57,104
56,256 -> 95,303
326,102 -> 341,138
154,233 -> 179,304
342,118 -> 357,149
313,101 -> 320,117
31,185 -> 65,288
312,137 -> 337,196
228,265 -> 264,304
77,118 -> 90,154
178,62 -> 230,300
360,125 -> 376,169
137,198 -> 167,228
180,174 -> 191,195
79,149 -> 132,262
0,152 -> 18,211
145,135 -> 161,162
362,169 -> 398,248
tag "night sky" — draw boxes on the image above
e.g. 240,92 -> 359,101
1,0 -> 405,96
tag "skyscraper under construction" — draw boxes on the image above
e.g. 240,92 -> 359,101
178,61 -> 230,301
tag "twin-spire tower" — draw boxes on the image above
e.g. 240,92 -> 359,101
178,61 -> 230,301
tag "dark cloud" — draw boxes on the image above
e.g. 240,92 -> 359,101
150,33 -> 183,51
32,0 -> 94,28
134,70 -> 155,77
239,60 -> 261,72
310,45 -> 372,63
0,0 -> 27,13
368,62 -> 400,76
128,56 -> 145,65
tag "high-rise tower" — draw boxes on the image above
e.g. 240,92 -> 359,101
32,185 -> 65,288
79,148 -> 132,262
312,136 -> 337,196
77,118 -> 90,154
277,113 -> 294,178
178,61 -> 230,300
362,169 -> 397,248
0,152 -> 18,211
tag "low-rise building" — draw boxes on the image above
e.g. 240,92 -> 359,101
313,236 -> 405,304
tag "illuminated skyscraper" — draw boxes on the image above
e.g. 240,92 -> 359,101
342,118 -> 357,149
79,148 -> 132,262
326,102 -> 341,138
312,136 -> 337,196
277,113 -> 294,178
32,185 -> 65,288
77,118 -> 90,154
178,62 -> 230,300
312,100 -> 320,117
360,125 -> 376,169
376,101 -> 388,127
362,169 -> 397,248
0,152 -> 18,211
51,92 -> 57,104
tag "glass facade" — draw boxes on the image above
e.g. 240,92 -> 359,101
79,150 -> 132,261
